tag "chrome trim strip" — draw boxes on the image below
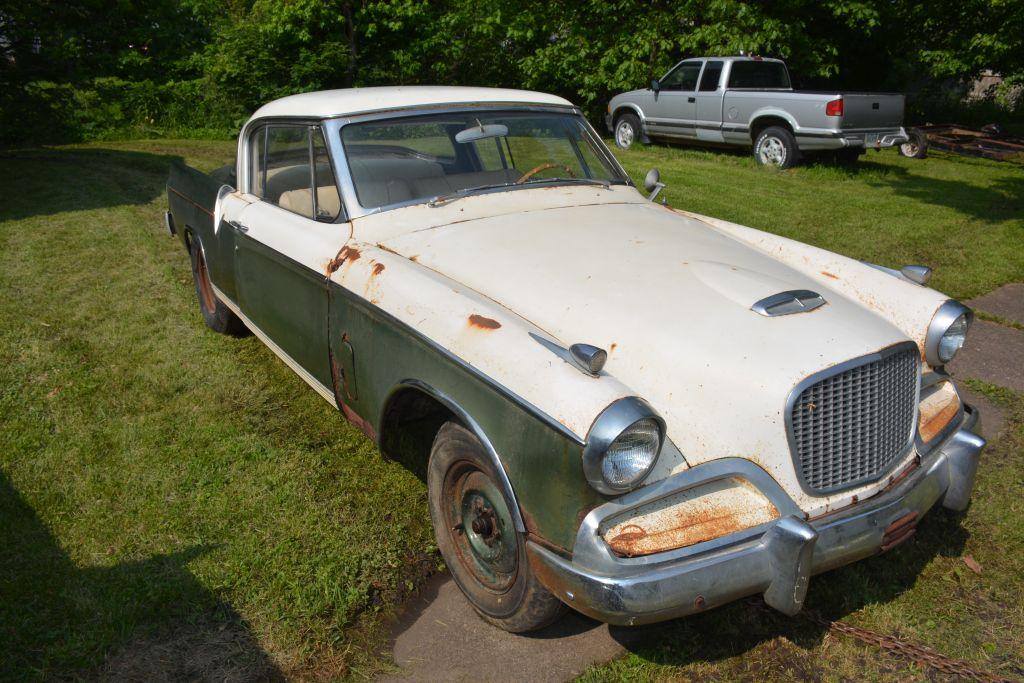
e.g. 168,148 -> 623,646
784,341 -> 921,496
382,379 -> 526,533
211,283 -> 338,406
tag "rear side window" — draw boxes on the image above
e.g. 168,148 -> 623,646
728,61 -> 792,89
698,61 -> 724,91
249,124 -> 340,221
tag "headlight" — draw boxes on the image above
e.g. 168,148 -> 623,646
583,397 -> 664,494
925,300 -> 973,367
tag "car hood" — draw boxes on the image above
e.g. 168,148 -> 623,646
377,199 -> 913,496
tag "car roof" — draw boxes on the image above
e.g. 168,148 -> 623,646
248,86 -> 575,122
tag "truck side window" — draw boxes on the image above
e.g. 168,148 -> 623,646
698,61 -> 724,92
660,62 -> 702,91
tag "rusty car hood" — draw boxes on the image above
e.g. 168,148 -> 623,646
376,198 -> 913,486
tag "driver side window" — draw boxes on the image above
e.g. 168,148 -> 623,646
249,124 -> 340,221
660,62 -> 702,91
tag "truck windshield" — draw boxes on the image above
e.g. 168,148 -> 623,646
728,61 -> 791,89
339,110 -> 627,210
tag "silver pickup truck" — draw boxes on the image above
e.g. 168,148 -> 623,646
606,56 -> 908,168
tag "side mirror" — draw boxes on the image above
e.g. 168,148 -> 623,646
650,79 -> 661,93
644,168 -> 666,202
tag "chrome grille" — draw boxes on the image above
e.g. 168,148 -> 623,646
789,345 -> 918,493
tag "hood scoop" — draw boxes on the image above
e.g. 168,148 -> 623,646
751,290 -> 826,317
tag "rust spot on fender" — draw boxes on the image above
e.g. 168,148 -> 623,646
821,270 -> 839,280
325,245 -> 362,277
468,314 -> 501,330
371,262 -> 385,276
409,254 -> 419,262
609,343 -> 618,353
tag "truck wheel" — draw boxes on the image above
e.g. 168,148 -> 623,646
898,129 -> 928,159
189,237 -> 248,336
753,126 -> 798,169
614,113 -> 641,150
428,421 -> 565,632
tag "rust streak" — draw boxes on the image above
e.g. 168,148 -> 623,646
325,245 -> 362,278
468,314 -> 501,330
820,270 -> 839,280
606,504 -> 769,558
409,254 -> 419,262
371,262 -> 385,276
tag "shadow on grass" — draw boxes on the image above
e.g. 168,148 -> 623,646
0,147 -> 185,223
603,506 -> 969,670
0,472 -> 283,681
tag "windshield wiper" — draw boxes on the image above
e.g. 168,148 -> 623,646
428,182 -> 519,207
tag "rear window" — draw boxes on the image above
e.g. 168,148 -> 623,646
698,61 -> 724,92
728,61 -> 791,89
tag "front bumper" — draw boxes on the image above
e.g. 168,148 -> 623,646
528,405 -> 984,626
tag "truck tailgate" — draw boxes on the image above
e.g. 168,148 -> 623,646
841,93 -> 904,129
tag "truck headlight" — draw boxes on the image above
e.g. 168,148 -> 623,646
583,398 -> 665,494
925,301 -> 973,367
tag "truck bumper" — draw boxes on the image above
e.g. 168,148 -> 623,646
839,127 -> 909,149
528,405 -> 984,626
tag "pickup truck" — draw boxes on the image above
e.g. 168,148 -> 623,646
606,56 -> 909,168
166,86 -> 983,633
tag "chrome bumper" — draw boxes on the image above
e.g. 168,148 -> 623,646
528,405 -> 984,626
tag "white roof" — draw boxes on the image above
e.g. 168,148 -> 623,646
248,86 -> 574,122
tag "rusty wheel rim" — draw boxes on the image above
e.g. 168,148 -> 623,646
443,462 -> 517,593
194,247 -> 216,313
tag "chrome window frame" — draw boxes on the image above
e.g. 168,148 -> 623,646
784,341 -> 921,497
320,103 -> 633,221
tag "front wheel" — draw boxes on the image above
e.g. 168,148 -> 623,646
753,126 -> 799,169
614,113 -> 641,150
428,422 -> 565,632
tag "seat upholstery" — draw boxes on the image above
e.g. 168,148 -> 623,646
277,185 -> 342,219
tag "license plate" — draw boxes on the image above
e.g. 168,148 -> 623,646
864,133 -> 880,145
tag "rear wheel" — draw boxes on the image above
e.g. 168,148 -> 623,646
753,126 -> 799,169
189,237 -> 247,336
428,422 -> 565,632
614,113 -> 641,150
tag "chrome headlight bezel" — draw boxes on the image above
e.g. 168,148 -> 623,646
583,397 -> 665,495
925,300 -> 973,367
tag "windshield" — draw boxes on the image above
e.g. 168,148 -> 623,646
728,61 -> 792,89
339,110 -> 628,210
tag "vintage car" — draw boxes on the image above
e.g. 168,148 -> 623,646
166,86 -> 985,632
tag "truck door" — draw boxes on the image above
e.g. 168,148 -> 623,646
231,122 -> 349,390
694,60 -> 726,143
645,60 -> 703,139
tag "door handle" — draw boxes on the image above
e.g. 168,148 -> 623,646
688,97 -> 696,103
228,219 -> 249,233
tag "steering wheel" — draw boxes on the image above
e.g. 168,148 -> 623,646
515,163 -> 577,184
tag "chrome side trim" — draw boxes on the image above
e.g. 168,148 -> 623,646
382,379 -> 526,533
784,341 -> 921,496
211,283 -> 337,406
925,300 -> 973,368
582,397 -> 665,495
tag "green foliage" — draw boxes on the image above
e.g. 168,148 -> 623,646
1,1 -> 1022,141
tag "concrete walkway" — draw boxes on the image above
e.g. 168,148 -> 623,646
380,284 -> 1021,683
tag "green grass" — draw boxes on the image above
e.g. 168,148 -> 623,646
1,139 -> 1022,680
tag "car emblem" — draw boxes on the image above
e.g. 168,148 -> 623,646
751,290 -> 826,317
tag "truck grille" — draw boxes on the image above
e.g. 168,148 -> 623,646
789,344 -> 918,494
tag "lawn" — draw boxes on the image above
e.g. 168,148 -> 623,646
1,139 -> 1022,681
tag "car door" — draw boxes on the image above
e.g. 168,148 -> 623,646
645,60 -> 703,139
694,60 -> 726,142
228,122 -> 349,391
